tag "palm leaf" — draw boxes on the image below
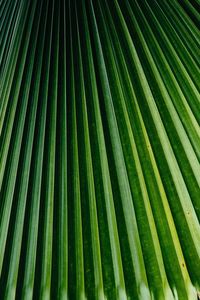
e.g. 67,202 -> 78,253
0,0 -> 200,299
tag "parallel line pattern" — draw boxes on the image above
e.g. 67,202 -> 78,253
0,0 -> 200,299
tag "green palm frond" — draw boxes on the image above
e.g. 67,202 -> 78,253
0,0 -> 200,299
